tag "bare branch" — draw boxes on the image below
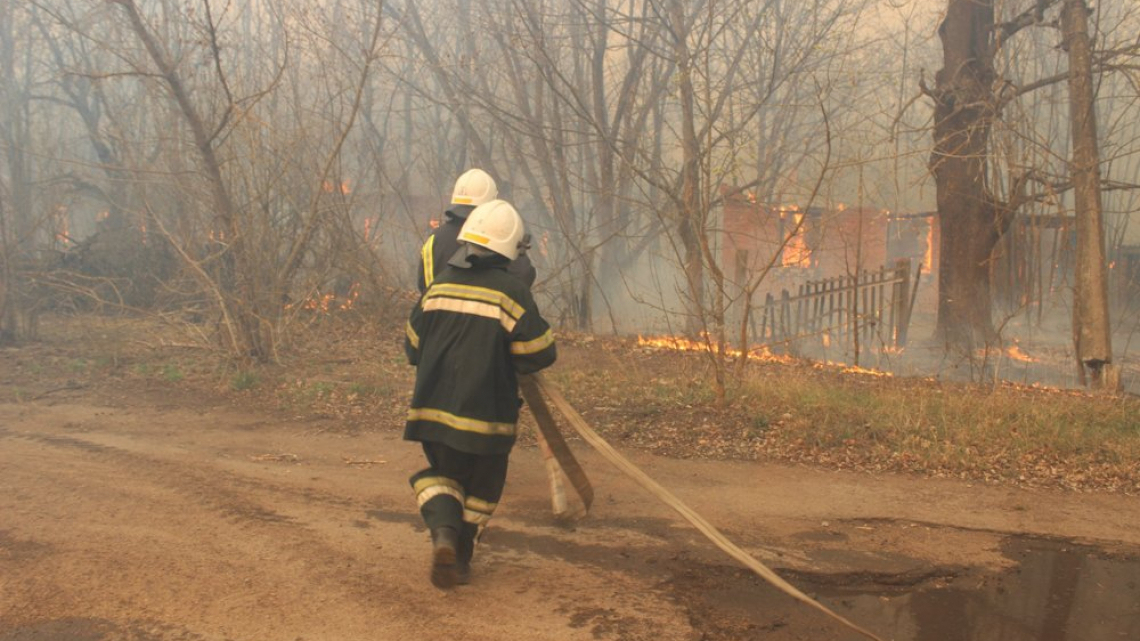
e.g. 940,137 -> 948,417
202,0 -> 237,145
994,0 -> 1061,53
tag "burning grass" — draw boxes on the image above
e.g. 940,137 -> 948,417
7,311 -> 1139,494
555,332 -> 1140,494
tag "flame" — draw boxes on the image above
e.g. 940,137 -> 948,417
286,283 -> 360,313
342,284 -> 360,309
923,222 -> 934,271
363,218 -> 383,246
781,212 -> 811,268
637,332 -> 793,363
1005,344 -> 1037,363
840,364 -> 892,377
322,179 -> 351,195
638,333 -> 718,353
636,333 -> 892,376
429,219 -> 441,230
56,209 -> 71,245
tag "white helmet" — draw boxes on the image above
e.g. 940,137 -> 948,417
458,199 -> 524,261
451,168 -> 498,206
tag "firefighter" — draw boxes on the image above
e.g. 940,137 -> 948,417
404,199 -> 556,589
417,168 -> 536,292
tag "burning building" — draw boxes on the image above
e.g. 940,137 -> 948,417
718,189 -> 936,292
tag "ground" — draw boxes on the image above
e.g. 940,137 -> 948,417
1,315 -> 1138,641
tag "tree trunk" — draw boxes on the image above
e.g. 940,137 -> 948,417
930,0 -> 1003,352
0,189 -> 17,345
1062,0 -> 1115,389
669,0 -> 705,336
0,0 -> 37,343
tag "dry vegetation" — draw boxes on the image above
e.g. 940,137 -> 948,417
4,308 -> 1138,496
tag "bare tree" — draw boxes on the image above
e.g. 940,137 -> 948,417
80,0 -> 389,361
925,0 -> 1138,387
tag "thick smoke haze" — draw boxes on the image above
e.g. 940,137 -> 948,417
0,0 -> 1137,390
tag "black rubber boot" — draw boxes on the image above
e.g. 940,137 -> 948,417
456,523 -> 478,585
430,527 -> 459,589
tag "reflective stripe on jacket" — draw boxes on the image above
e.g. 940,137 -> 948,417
404,263 -> 556,455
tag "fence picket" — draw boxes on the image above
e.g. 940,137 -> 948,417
742,261 -> 913,360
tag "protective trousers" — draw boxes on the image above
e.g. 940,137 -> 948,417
410,442 -> 510,563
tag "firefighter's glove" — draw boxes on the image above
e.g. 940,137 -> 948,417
517,233 -> 532,257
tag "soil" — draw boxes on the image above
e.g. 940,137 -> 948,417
2,315 -> 1139,641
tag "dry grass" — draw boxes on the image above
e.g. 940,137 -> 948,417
9,310 -> 1139,494
550,335 -> 1140,493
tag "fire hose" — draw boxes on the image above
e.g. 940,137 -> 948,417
524,372 -> 885,641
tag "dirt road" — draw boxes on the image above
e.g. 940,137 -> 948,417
2,382 -> 1139,640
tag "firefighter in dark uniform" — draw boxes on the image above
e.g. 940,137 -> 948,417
418,168 -> 536,293
404,199 -> 556,589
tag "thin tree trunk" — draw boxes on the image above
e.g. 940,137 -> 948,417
0,0 -> 37,342
669,0 -> 705,336
1062,0 -> 1115,389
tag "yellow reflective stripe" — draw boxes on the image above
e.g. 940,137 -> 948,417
464,496 -> 497,514
426,283 -> 525,320
421,236 -> 435,289
406,320 -> 419,349
511,329 -> 554,355
413,476 -> 463,495
463,492 -> 495,525
422,297 -> 517,332
413,476 -> 465,508
407,408 -> 517,437
463,509 -> 492,525
417,485 -> 464,508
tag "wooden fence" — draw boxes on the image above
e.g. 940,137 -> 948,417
751,259 -> 918,355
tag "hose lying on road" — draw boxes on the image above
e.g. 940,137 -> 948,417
532,373 -> 885,641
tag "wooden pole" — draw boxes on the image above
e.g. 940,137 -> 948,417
520,375 -> 594,517
1063,0 -> 1116,390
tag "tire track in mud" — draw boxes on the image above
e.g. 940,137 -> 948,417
0,616 -> 212,641
3,418 -> 799,640
0,422 -> 433,632
2,423 -> 696,578
1,419 -> 688,640
1,424 -> 903,641
0,424 -> 378,526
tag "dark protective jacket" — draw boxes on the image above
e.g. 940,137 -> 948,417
417,205 -> 536,293
404,256 -> 556,455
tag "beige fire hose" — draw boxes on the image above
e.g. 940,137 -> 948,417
531,373 -> 885,641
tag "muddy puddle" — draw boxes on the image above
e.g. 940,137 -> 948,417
668,536 -> 1140,641
812,537 -> 1140,641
